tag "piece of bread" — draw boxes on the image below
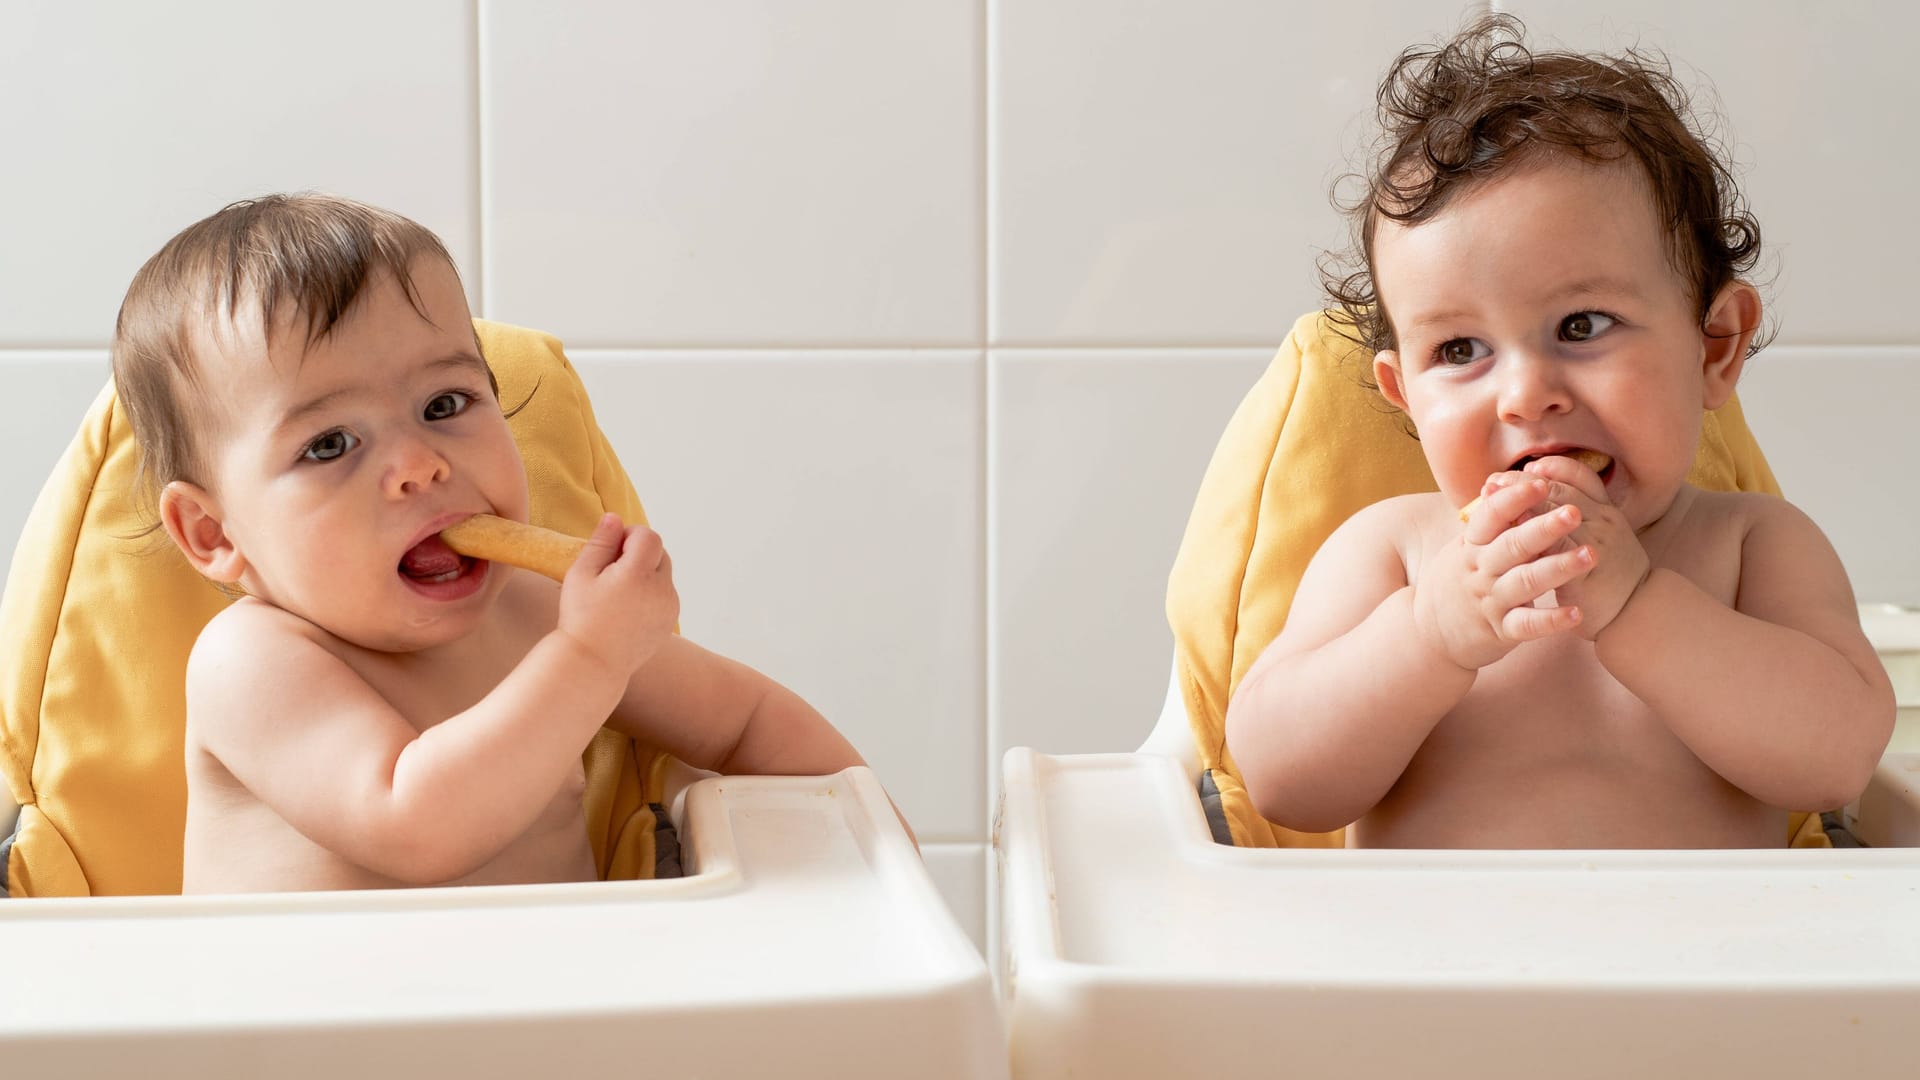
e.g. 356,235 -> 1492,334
439,514 -> 586,583
1457,449 -> 1612,522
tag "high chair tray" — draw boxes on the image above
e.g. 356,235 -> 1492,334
996,749 -> 1920,1080
1,767 -> 1006,1080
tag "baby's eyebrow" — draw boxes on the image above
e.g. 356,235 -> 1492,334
276,387 -> 353,434
423,351 -> 490,379
275,352 -> 491,434
1402,308 -> 1473,333
1541,275 -> 1645,304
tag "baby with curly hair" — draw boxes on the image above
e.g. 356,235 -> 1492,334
1224,15 -> 1893,847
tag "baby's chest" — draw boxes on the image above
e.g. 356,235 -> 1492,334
1439,640 -> 1676,761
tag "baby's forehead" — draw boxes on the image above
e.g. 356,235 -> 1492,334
183,281 -> 366,379
1373,157 -> 1670,268
1371,158 -> 1695,317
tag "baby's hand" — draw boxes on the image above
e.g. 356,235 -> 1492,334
557,514 -> 680,677
1418,475 -> 1593,669
1520,456 -> 1649,640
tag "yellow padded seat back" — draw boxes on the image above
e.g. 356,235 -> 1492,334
1165,311 -> 1824,849
1,320 -> 669,896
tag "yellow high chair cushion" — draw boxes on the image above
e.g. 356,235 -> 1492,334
1,320 -> 673,896
1166,311 -> 1827,850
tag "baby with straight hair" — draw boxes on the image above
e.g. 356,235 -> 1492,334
115,192 -> 881,892
1225,15 -> 1894,847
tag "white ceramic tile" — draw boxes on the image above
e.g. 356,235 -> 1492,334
482,1 -> 982,346
921,843 -> 987,955
0,355 -> 112,578
1733,347 -> 1920,608
990,349 -> 1272,758
0,1 -> 478,347
1499,0 -> 1920,346
572,351 -> 985,842
991,0 -> 1481,346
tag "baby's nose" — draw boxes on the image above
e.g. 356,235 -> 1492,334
385,437 -> 451,494
1495,352 -> 1571,421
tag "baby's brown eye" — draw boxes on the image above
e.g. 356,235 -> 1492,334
1436,338 -> 1487,365
1560,312 -> 1615,342
424,392 -> 471,421
303,430 -> 357,462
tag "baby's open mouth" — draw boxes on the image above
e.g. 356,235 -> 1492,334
399,535 -> 475,584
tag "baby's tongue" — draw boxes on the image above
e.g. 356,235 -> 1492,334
400,536 -> 464,579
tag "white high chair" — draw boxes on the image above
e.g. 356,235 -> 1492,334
996,616 -> 1920,1079
4,767 -> 1008,1077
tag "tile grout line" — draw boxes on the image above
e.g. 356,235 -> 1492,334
472,0 -> 490,319
980,0 -> 1002,971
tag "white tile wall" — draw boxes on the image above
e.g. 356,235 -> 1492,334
3,1 -> 1916,943
0,1 -> 479,345
989,348 -> 1272,760
991,0 -> 1472,346
481,0 -> 982,346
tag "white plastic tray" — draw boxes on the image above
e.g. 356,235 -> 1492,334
996,749 -> 1920,1080
1,767 -> 1007,1079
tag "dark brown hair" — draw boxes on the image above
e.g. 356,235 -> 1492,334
110,192 -> 485,508
1323,13 -> 1766,358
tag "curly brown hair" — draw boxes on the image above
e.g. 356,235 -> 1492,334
1323,13 -> 1766,359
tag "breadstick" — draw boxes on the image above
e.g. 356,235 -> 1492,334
439,514 -> 587,583
1457,449 -> 1612,523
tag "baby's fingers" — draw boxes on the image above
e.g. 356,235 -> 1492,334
1500,601 -> 1582,641
1463,477 -> 1548,544
568,513 -> 626,579
1482,503 -> 1583,575
621,525 -> 668,573
1490,543 -> 1595,611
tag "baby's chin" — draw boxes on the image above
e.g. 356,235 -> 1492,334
318,594 -> 500,655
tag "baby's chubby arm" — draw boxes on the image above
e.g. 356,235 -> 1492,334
604,638 -> 869,787
1226,480 -> 1591,832
1593,496 -> 1895,811
185,514 -> 676,885
598,623 -> 914,843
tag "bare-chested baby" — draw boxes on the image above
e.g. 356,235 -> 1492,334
1224,16 -> 1895,848
113,193 -> 884,892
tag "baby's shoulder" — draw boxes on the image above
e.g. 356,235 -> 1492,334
1661,488 -> 1839,599
1338,491 -> 1456,555
1340,491 -> 1449,534
184,599 -> 350,741
1305,492 -> 1445,578
1679,487 -> 1815,544
193,595 -> 333,659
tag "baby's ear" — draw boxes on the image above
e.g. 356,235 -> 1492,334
159,481 -> 246,583
1700,281 -> 1762,409
1373,349 -> 1411,412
